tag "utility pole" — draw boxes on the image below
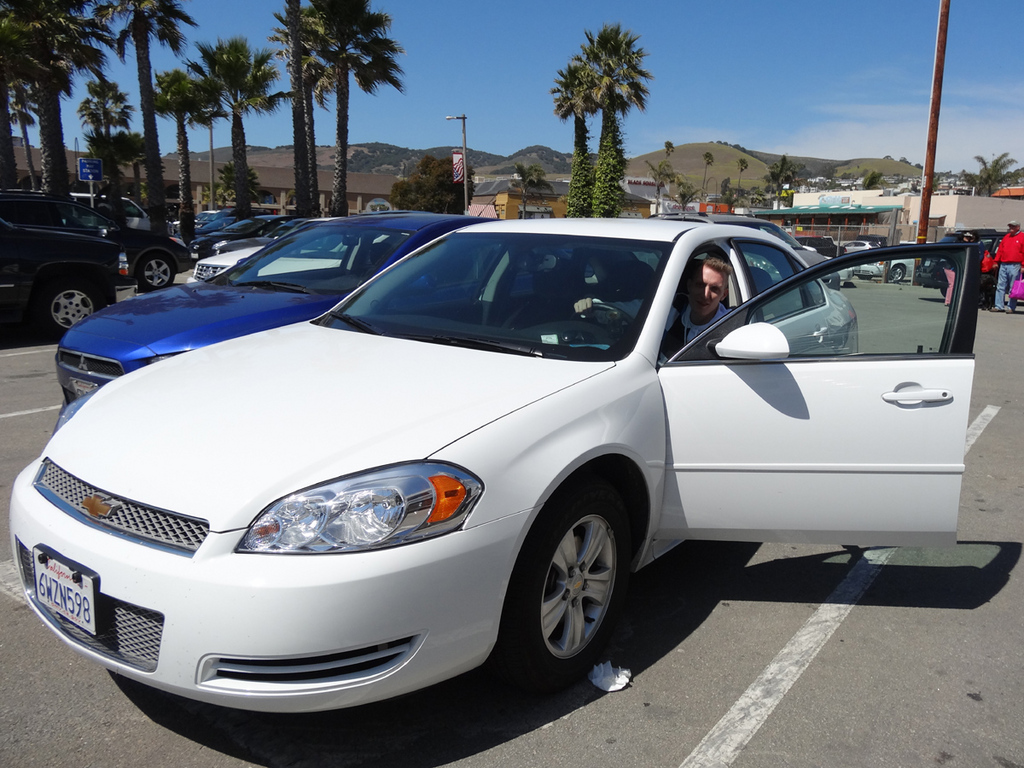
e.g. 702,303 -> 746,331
917,0 -> 950,243
446,114 -> 469,215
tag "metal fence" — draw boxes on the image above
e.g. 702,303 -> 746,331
791,223 -> 951,247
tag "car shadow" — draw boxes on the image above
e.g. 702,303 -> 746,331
0,322 -> 59,350
111,538 -> 1020,767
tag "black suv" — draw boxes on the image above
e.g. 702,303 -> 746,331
0,192 -> 190,291
0,218 -> 135,336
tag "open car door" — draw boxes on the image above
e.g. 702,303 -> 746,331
656,244 -> 978,547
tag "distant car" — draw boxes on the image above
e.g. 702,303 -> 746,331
841,240 -> 879,253
650,213 -> 826,265
12,221 -> 977,714
794,235 -> 844,259
54,212 -> 489,404
189,214 -> 295,261
70,193 -> 150,231
188,218 -> 321,283
0,192 -> 189,292
852,252 -> 916,282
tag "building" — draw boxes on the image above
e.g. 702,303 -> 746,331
471,178 -> 650,219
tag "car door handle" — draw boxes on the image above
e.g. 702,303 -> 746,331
882,386 -> 952,404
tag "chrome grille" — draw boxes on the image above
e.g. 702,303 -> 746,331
17,541 -> 164,672
34,459 -> 209,554
57,349 -> 124,379
205,636 -> 419,684
192,263 -> 226,281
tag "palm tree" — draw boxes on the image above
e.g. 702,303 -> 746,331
552,60 -> 597,218
736,157 -> 748,195
7,0 -> 109,196
963,153 -> 1019,196
701,151 -> 715,196
580,23 -> 652,218
0,15 -> 35,188
78,79 -> 134,220
9,82 -> 39,189
862,169 -> 884,190
94,1 -> 196,232
674,176 -> 699,209
155,67 -> 210,242
645,158 -> 675,215
510,161 -> 553,218
280,0 -> 310,216
190,37 -> 284,218
308,0 -> 405,217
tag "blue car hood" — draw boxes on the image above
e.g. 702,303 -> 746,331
60,282 -> 339,369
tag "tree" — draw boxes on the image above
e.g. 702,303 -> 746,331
674,176 -> 699,209
190,37 -> 284,219
580,23 -> 651,218
764,154 -> 801,206
735,157 -> 748,194
510,161 -> 553,218
217,161 -> 259,205
962,153 -> 1019,196
95,0 -> 197,232
6,0 -> 109,196
308,0 -> 404,217
645,158 -> 675,215
862,170 -> 884,190
389,154 -> 473,214
155,67 -> 211,242
552,60 -> 597,218
0,15 -> 35,189
78,79 -> 134,221
9,82 -> 39,189
701,151 -> 714,196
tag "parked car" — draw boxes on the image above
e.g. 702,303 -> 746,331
794,235 -> 844,259
852,252 -> 916,282
188,218 -> 319,282
70,193 -> 150,231
0,192 -> 189,291
11,218 -> 977,714
841,240 -> 879,253
652,212 -> 825,264
53,212 -> 488,404
0,217 -> 135,336
188,214 -> 295,261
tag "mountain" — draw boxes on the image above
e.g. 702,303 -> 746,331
181,142 -> 920,183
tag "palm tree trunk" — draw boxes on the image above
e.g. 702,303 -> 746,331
175,114 -> 195,243
0,77 -> 18,189
19,118 -> 38,190
565,114 -> 593,219
34,85 -> 69,196
286,0 -> 311,217
231,111 -> 250,218
305,84 -> 318,214
132,16 -> 166,232
330,65 -> 350,217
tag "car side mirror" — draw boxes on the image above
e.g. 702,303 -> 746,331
713,322 -> 790,360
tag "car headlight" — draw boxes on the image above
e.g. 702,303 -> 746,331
237,463 -> 483,554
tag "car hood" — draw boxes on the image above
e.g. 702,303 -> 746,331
45,322 -> 613,530
59,282 -> 339,369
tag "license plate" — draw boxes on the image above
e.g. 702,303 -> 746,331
32,547 -> 97,635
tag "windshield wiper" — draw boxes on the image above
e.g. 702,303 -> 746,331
238,280 -> 310,293
330,311 -> 384,335
408,334 -> 544,357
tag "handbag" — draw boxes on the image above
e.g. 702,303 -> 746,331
1010,276 -> 1024,300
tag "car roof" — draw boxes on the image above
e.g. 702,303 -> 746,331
312,211 -> 488,232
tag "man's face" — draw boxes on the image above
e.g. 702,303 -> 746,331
1010,224 -> 1020,235
686,263 -> 728,318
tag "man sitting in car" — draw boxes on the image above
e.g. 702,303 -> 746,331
661,253 -> 734,357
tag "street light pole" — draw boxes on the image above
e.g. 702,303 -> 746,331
446,114 -> 468,215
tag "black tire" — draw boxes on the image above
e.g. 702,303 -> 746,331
30,278 -> 105,337
491,477 -> 631,692
888,263 -> 907,283
135,252 -> 175,291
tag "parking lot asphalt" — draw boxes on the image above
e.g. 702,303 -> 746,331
1,306 -> 1022,768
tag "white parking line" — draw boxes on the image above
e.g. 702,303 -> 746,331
678,405 -> 997,768
0,405 -> 61,420
0,347 -> 56,358
0,559 -> 23,603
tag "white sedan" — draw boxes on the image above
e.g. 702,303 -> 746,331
9,219 -> 978,713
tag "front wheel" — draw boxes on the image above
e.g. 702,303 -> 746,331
30,278 -> 104,337
491,477 -> 631,692
136,252 -> 175,291
888,263 -> 907,283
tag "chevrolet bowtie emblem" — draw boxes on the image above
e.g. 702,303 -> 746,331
82,494 -> 117,519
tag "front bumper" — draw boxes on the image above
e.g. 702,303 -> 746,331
10,460 -> 523,712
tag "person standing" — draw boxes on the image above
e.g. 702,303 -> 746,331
993,221 -> 1024,313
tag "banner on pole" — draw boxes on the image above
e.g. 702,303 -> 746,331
452,149 -> 465,183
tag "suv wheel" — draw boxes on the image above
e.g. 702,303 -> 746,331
31,278 -> 104,337
136,252 -> 175,291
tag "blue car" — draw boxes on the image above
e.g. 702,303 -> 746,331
55,212 -> 487,404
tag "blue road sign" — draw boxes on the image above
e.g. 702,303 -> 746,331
78,157 -> 103,182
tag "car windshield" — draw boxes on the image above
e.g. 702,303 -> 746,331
220,223 -> 413,294
220,218 -> 266,235
321,231 -> 671,363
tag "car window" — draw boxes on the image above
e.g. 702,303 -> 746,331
0,200 -> 54,227
745,248 -> 968,357
54,202 -> 111,230
734,240 -> 799,295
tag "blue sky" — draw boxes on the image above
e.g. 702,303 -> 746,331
56,0 -> 1022,174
